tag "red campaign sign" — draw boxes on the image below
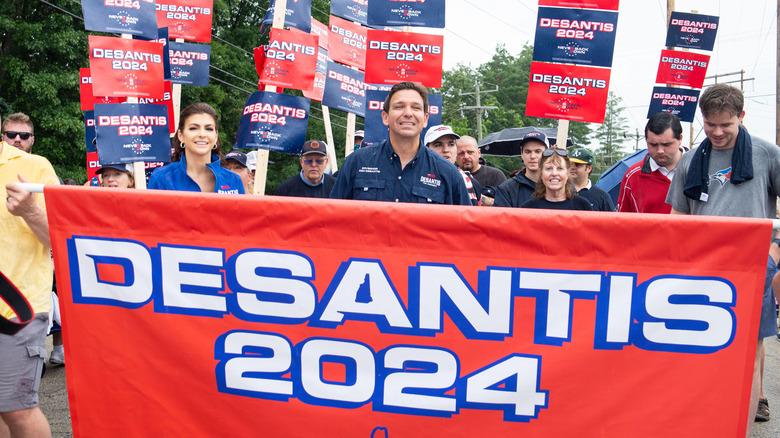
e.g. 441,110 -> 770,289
538,0 -> 619,10
526,61 -> 611,123
155,0 -> 213,43
88,35 -> 165,99
365,29 -> 443,88
329,15 -> 367,70
655,49 -> 710,89
303,71 -> 327,102
86,151 -> 100,181
79,68 -> 126,111
292,17 -> 329,51
48,186 -> 766,437
255,28 -> 318,92
137,80 -> 175,134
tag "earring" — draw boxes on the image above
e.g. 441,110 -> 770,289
213,144 -> 217,150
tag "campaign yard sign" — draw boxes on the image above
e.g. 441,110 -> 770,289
136,80 -> 175,134
538,0 -> 619,10
84,111 -> 97,153
155,0 -> 213,43
655,50 -> 710,89
302,48 -> 329,102
362,89 -> 440,148
235,91 -> 310,153
665,12 -> 719,51
94,103 -> 172,163
81,0 -> 158,39
167,41 -> 210,86
48,186 -> 767,437
329,15 -> 367,70
365,30 -> 444,88
88,35 -> 165,99
255,28 -> 318,92
261,0 -> 312,34
647,86 -> 700,123
525,62 -> 611,124
135,27 -> 172,81
86,151 -> 100,181
322,61 -> 367,117
367,0 -> 446,28
79,68 -> 126,111
532,7 -> 618,67
331,0 -> 368,25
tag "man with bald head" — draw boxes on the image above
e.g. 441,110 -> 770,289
456,135 -> 506,188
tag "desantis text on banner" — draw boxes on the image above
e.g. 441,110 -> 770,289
47,187 -> 767,437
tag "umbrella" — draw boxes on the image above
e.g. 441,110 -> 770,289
595,149 -> 648,206
478,126 -> 573,156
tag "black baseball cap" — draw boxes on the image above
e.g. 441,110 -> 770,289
223,151 -> 248,168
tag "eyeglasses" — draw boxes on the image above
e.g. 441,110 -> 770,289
3,131 -> 32,140
542,149 -> 567,157
303,158 -> 326,165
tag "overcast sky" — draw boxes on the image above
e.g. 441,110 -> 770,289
440,0 -> 777,150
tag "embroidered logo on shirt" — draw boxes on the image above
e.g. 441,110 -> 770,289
709,167 -> 731,187
420,175 -> 441,187
358,167 -> 381,174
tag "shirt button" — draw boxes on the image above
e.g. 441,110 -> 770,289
397,176 -> 402,180
395,199 -> 399,202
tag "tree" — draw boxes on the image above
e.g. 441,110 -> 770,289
589,91 -> 630,178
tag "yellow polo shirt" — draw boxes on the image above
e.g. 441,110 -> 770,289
0,142 -> 60,319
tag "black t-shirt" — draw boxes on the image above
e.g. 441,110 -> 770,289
520,196 -> 593,211
274,173 -> 335,198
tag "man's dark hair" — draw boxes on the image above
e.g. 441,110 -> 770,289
645,111 -> 682,139
383,82 -> 428,114
698,83 -> 744,118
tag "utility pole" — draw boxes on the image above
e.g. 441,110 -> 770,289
777,0 -> 779,145
460,80 -> 498,141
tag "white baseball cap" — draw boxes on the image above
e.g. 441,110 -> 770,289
424,125 -> 460,146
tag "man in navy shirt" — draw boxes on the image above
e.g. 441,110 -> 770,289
275,140 -> 335,198
569,147 -> 615,211
330,82 -> 470,205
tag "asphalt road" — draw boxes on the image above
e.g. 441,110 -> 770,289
37,336 -> 780,437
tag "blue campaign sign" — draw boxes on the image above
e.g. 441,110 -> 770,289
135,27 -> 171,80
322,61 -> 367,117
363,89 -> 441,148
331,0 -> 367,25
85,111 -> 97,153
261,0 -> 312,33
235,92 -> 310,154
168,41 -> 210,86
367,0 -> 445,28
94,103 -> 172,163
81,0 -> 158,39
647,86 -> 700,123
665,12 -> 719,51
532,7 -> 618,67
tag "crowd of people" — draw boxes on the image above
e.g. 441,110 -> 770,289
2,81 -> 779,436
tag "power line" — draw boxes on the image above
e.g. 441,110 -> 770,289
462,0 -> 534,39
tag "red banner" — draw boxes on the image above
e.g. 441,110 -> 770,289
47,186 -> 766,437
365,29 -> 443,88
525,61 -> 611,123
79,68 -> 126,111
329,15 -> 367,70
538,0 -> 619,10
155,0 -> 213,43
655,49 -> 710,89
255,28 -> 318,91
88,35 -> 165,99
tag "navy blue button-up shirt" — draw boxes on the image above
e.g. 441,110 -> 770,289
330,139 -> 470,205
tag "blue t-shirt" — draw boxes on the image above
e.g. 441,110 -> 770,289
148,153 -> 244,194
330,139 -> 470,205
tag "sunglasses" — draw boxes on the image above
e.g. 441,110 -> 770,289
3,131 -> 32,140
542,149 -> 567,157
302,158 -> 326,165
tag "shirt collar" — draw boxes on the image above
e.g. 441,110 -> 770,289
577,179 -> 593,191
648,156 -> 674,177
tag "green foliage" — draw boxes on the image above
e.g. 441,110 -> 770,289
589,91 -> 631,179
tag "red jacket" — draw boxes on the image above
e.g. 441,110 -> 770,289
617,156 -> 672,214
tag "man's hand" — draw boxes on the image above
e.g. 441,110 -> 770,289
5,173 -> 50,247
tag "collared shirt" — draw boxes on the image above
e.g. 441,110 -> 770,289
148,153 -> 245,194
1,142 -> 60,318
300,170 -> 324,187
648,156 -> 677,181
330,139 -> 470,205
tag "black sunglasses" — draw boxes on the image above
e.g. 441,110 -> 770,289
542,149 -> 567,157
3,131 -> 32,140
